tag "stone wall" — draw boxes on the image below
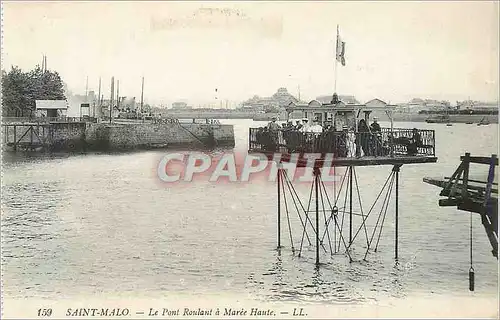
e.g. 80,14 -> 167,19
85,122 -> 234,151
3,121 -> 234,152
49,122 -> 87,151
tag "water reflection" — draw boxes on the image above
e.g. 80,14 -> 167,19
1,120 -> 498,302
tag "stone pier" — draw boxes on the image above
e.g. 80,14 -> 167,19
2,121 -> 235,152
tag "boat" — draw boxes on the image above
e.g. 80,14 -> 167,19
446,123 -> 453,126
477,117 -> 490,126
466,121 -> 474,124
425,114 -> 450,123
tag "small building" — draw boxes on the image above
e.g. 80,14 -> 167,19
35,100 -> 68,118
286,97 -> 396,131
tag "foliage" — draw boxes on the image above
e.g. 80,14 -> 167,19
2,65 -> 66,116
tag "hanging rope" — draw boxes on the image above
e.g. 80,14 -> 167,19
469,211 -> 475,291
470,212 -> 473,267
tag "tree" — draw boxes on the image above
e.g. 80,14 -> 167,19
2,65 -> 66,117
1,67 -> 30,116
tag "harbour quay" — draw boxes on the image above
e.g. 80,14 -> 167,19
1,117 -> 235,152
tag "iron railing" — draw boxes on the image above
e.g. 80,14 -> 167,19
249,127 -> 435,158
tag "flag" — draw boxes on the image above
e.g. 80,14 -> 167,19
336,27 -> 346,66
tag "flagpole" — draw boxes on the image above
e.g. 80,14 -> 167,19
334,25 -> 339,94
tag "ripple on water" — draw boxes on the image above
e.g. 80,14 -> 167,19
1,121 -> 498,302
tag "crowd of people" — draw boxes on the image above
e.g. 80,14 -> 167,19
255,116 -> 426,157
255,116 -> 389,157
269,117 -> 382,134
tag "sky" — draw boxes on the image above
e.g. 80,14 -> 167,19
2,1 -> 499,107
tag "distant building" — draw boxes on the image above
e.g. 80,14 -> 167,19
457,100 -> 498,110
242,88 -> 299,111
408,98 -> 450,111
172,102 -> 192,110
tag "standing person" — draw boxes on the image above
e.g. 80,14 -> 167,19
370,117 -> 381,132
346,127 -> 357,158
357,119 -> 370,157
300,118 -> 310,133
267,117 -> 280,131
309,119 -> 323,151
407,128 -> 422,155
309,119 -> 323,134
295,120 -> 303,130
369,117 -> 382,155
267,117 -> 281,151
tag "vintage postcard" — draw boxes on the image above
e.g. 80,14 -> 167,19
1,1 -> 498,319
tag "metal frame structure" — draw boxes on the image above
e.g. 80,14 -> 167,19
250,103 -> 437,265
275,160 -> 406,266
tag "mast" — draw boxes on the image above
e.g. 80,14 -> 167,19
97,77 -> 101,118
117,80 -> 120,110
110,76 -> 115,124
85,76 -> 88,98
140,77 -> 144,114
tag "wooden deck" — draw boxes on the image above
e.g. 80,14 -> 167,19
424,154 -> 498,258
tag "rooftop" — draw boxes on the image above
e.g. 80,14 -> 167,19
35,100 -> 68,110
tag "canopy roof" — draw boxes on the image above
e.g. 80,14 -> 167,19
35,100 -> 68,110
286,98 -> 396,112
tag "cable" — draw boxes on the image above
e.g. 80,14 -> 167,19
469,211 -> 475,291
470,211 -> 473,268
283,170 -> 312,245
282,172 -> 295,251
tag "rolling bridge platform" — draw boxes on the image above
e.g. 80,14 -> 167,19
247,99 -> 437,267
